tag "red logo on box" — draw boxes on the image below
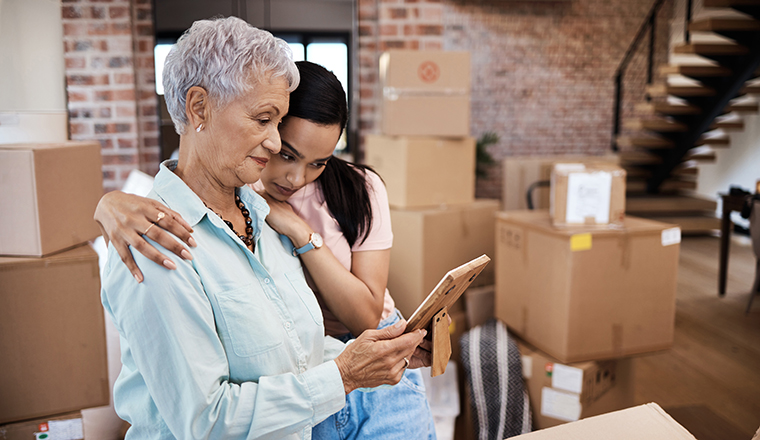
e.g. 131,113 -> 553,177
38,422 -> 49,432
418,61 -> 440,83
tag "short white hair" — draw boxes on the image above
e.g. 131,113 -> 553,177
163,16 -> 300,134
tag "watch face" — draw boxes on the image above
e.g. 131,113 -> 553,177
312,232 -> 323,248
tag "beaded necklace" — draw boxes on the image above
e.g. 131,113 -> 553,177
206,193 -> 254,249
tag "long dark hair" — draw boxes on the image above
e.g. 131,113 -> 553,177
287,61 -> 378,247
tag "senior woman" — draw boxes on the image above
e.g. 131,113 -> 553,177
100,17 -> 427,439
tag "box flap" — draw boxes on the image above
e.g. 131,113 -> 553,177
380,50 -> 470,91
497,210 -> 676,236
511,403 -> 697,439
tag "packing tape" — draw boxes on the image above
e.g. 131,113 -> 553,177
383,86 -> 469,100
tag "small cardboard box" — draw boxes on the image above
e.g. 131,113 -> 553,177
550,163 -> 626,227
0,411 -> 84,440
502,155 -> 620,211
464,285 -> 494,329
510,403 -> 697,439
495,210 -> 680,363
0,244 -> 109,424
365,135 -> 476,208
379,50 -> 470,136
0,141 -> 103,256
517,338 -> 634,429
389,200 -> 499,318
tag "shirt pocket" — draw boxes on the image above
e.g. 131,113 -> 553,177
216,285 -> 285,358
285,269 -> 323,326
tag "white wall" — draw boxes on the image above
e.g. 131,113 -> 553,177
0,0 -> 68,143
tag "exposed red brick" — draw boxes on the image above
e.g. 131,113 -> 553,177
62,6 -> 83,19
109,6 -> 129,19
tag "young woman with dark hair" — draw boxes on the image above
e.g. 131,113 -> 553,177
94,60 -> 436,439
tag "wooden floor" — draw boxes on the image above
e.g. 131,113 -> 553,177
632,235 -> 760,439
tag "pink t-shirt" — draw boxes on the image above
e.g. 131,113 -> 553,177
252,170 -> 395,336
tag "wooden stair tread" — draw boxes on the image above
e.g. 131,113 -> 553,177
660,64 -> 732,77
617,136 -> 674,148
647,84 -> 716,97
698,134 -> 731,145
626,194 -> 717,213
624,118 -> 689,132
673,43 -> 749,56
689,17 -> 760,31
710,119 -> 745,129
627,179 -> 698,192
703,0 -> 760,7
620,151 -> 662,164
740,84 -> 760,94
727,102 -> 759,112
636,102 -> 701,115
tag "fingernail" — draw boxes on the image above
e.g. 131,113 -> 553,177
180,249 -> 193,260
420,330 -> 427,337
188,236 -> 197,247
394,321 -> 404,329
163,259 -> 177,270
133,272 -> 143,283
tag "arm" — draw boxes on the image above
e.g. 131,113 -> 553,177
94,191 -> 196,282
261,194 -> 386,336
102,239 -> 345,439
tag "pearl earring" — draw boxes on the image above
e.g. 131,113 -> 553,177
196,124 -> 203,133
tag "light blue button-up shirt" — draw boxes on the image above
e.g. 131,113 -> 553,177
101,161 -> 346,440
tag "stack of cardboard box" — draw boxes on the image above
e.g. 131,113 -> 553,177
493,163 -> 682,430
0,141 -> 108,438
365,50 -> 500,319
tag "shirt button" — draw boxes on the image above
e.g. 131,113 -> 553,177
264,278 -> 271,284
285,322 -> 291,329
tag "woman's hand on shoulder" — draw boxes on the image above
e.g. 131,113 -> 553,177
257,190 -> 313,245
94,191 -> 195,283
333,320 -> 427,394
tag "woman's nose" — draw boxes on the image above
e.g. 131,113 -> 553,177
287,166 -> 306,186
262,125 -> 281,154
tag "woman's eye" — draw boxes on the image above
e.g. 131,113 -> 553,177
279,152 -> 294,161
258,119 -> 271,125
311,162 -> 327,169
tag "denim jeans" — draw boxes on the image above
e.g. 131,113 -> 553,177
313,309 -> 437,440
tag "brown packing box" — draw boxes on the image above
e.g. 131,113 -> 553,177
464,285 -> 494,329
502,155 -> 619,211
388,200 -> 499,318
517,338 -> 634,429
510,403 -> 698,439
379,50 -> 470,136
365,135 -> 476,209
0,244 -> 109,424
495,210 -> 680,363
0,411 -> 84,440
0,141 -> 103,256
550,163 -> 626,227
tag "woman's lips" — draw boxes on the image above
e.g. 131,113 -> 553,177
274,183 -> 296,197
251,156 -> 268,167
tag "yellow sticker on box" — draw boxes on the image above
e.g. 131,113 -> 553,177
570,233 -> 592,251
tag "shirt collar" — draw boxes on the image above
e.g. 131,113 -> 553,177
152,160 -> 270,240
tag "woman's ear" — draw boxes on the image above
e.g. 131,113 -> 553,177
186,86 -> 208,131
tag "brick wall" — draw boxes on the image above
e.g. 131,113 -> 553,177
357,0 -> 672,199
62,0 -> 159,193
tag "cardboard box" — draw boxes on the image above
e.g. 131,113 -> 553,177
517,338 -> 634,429
365,135 -> 476,208
495,210 -> 680,363
464,285 -> 494,329
389,200 -> 499,318
0,141 -> 103,256
502,155 -> 619,211
510,403 -> 697,439
550,163 -> 626,227
379,50 -> 470,136
0,411 -> 84,440
0,244 -> 109,424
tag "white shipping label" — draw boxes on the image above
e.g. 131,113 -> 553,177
554,163 -> 587,173
565,172 -> 612,224
47,418 -> 84,440
521,355 -> 533,379
541,387 -> 582,422
551,364 -> 584,394
661,227 -> 682,246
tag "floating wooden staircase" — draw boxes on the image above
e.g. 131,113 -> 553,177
618,0 -> 760,233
